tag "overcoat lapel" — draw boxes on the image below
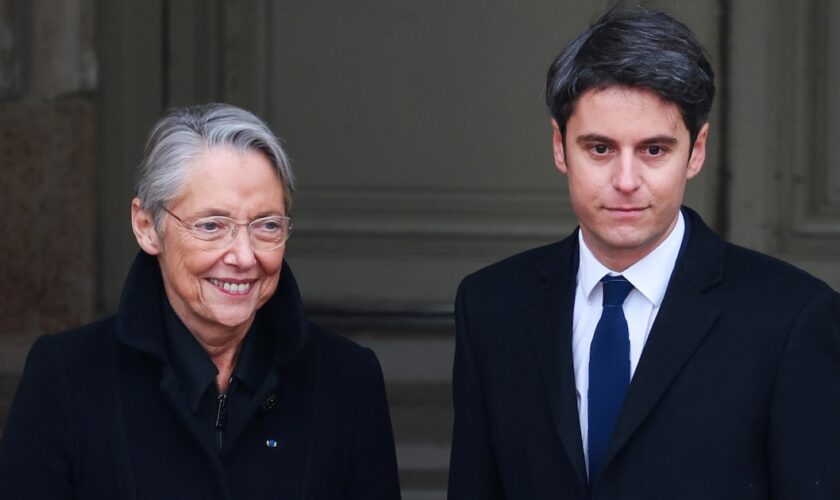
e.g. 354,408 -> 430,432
604,209 -> 725,470
524,235 -> 589,487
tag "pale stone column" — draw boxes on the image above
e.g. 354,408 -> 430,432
0,0 -> 97,432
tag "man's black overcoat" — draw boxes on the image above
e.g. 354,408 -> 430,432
448,207 -> 840,499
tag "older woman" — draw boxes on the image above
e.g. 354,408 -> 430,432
0,103 -> 401,499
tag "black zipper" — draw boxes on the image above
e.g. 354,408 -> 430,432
215,379 -> 231,452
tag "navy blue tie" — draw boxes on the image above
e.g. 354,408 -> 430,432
588,275 -> 633,481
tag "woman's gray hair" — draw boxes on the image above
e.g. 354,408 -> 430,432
135,103 -> 295,229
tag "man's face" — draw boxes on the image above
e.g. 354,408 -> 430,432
553,86 -> 708,271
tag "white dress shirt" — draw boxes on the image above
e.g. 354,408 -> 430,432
572,212 -> 685,471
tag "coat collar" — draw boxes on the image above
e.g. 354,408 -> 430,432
525,207 -> 725,487
602,207 -> 724,473
115,251 -> 310,369
525,233 -> 589,486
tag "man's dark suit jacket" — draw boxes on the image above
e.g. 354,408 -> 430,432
0,252 -> 401,500
448,207 -> 840,499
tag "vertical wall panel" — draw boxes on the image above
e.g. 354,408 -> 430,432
97,0 -> 164,312
729,0 -> 840,288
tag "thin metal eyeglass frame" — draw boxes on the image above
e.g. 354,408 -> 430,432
161,206 -> 292,251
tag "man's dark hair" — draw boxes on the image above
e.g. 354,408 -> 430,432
545,8 -> 715,143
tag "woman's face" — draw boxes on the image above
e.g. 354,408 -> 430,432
136,146 -> 287,337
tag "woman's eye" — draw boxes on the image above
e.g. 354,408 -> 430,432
255,220 -> 285,233
195,220 -> 224,233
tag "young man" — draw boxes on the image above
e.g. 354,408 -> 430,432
448,8 -> 840,499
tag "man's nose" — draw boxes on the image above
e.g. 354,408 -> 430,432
612,152 -> 642,192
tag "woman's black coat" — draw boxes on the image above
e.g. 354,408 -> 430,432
0,252 -> 401,499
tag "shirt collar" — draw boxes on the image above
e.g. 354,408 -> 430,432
577,211 -> 685,307
163,299 -> 217,412
117,252 -> 310,368
232,313 -> 274,394
163,298 -> 273,412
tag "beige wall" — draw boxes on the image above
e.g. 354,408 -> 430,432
97,0 -> 730,314
272,1 -> 724,311
728,0 -> 840,284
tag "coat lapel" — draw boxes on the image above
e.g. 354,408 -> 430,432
524,235 -> 589,487
603,208 -> 725,469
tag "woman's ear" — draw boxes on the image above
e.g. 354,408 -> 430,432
131,198 -> 162,255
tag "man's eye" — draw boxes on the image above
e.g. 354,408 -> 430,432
646,146 -> 664,156
592,144 -> 609,155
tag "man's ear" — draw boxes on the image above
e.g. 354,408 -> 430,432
687,122 -> 710,179
131,198 -> 162,255
552,119 -> 568,174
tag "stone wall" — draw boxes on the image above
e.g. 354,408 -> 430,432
0,0 -> 97,433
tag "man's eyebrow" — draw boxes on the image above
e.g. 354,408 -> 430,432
640,135 -> 679,145
574,134 -> 681,146
575,134 -> 616,145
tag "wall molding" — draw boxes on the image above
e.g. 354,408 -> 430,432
780,0 -> 840,256
287,185 -> 574,258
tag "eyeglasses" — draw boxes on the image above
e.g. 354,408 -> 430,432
162,207 -> 292,251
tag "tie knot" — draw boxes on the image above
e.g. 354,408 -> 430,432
601,275 -> 633,307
